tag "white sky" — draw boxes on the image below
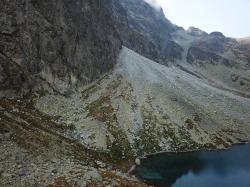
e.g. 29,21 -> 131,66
155,0 -> 250,38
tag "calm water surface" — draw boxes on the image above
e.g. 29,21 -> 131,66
135,144 -> 250,187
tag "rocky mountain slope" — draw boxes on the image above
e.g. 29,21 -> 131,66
172,29 -> 250,96
36,47 -> 250,158
102,0 -> 184,64
2,46 -> 249,186
0,97 -> 148,186
103,0 -> 250,96
0,0 -> 250,186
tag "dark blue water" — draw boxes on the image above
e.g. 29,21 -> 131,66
135,144 -> 250,187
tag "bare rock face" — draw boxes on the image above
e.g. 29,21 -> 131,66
190,33 -> 236,54
233,37 -> 250,64
102,0 -> 184,65
173,23 -> 250,95
187,27 -> 208,37
0,0 -> 121,96
186,47 -> 232,67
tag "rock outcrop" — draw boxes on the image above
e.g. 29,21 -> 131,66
234,37 -> 250,63
102,0 -> 184,64
187,26 -> 208,37
173,26 -> 250,95
0,0 -> 121,96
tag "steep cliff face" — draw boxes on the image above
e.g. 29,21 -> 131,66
1,0 -> 248,97
0,0 -> 121,96
102,0 -> 184,64
234,37 -> 250,63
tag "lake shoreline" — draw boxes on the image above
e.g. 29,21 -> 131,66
135,143 -> 250,187
139,141 -> 249,160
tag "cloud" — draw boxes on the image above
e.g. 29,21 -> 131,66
144,0 -> 162,10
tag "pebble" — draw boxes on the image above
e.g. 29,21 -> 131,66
96,161 -> 106,168
16,169 -> 29,177
17,164 -> 22,169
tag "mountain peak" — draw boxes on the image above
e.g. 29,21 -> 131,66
187,26 -> 208,36
209,31 -> 225,37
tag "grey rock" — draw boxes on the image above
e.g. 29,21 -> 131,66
95,161 -> 106,168
187,27 -> 208,37
85,168 -> 102,182
186,46 -> 232,66
102,0 -> 184,65
15,169 -> 29,177
0,0 -> 121,96
209,31 -> 225,37
17,164 -> 23,169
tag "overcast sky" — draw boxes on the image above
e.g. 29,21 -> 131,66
153,0 -> 250,38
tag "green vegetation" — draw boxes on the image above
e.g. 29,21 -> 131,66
86,95 -> 135,160
135,106 -> 162,154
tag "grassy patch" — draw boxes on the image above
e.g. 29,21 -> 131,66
135,105 -> 204,153
86,95 -> 135,160
135,106 -> 162,155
